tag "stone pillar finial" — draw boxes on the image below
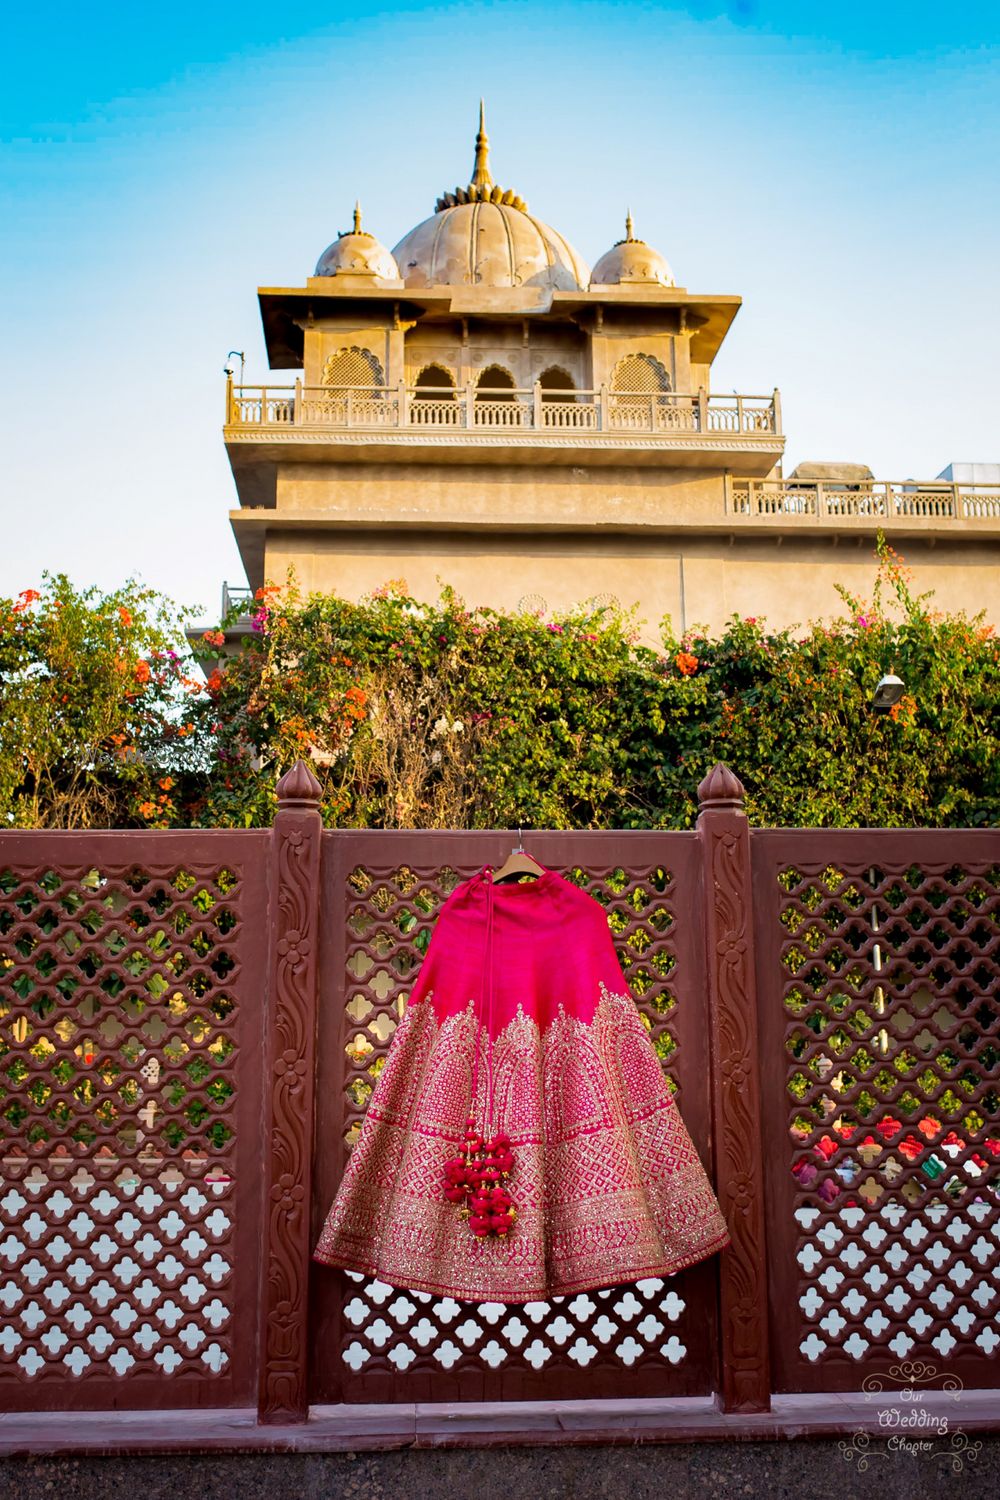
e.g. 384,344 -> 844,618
472,98 -> 492,189
625,208 -> 635,241
353,200 -> 362,234
697,761 -> 746,811
276,758 -> 322,809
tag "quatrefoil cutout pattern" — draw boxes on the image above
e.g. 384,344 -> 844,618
778,861 -> 1000,1365
794,1197 -> 999,1362
341,1271 -> 688,1375
0,863 -> 242,1382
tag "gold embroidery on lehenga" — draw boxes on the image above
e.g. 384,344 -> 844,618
314,982 -> 730,1300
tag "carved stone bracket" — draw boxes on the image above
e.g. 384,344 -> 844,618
697,763 -> 771,1413
258,759 -> 323,1423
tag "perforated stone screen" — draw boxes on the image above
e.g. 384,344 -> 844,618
7,814 -> 998,1417
321,346 -> 384,389
610,353 -> 672,394
754,833 -> 1000,1392
310,831 -> 719,1403
0,835 -> 268,1411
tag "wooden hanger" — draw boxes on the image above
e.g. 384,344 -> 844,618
491,830 -> 545,885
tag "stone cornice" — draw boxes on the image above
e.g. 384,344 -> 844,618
223,426 -> 783,456
227,507 -> 1000,540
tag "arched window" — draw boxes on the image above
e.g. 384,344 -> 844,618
538,366 -> 578,403
413,364 -> 456,400
475,364 -> 517,402
322,346 -> 384,390
610,353 -> 672,405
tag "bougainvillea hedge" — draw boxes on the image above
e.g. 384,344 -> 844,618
3,539 -> 999,831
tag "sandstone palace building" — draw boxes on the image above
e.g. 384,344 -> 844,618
221,108 -> 1000,633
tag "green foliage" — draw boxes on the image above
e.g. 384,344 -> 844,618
0,573 -> 203,828
187,576 -> 660,829
657,537 -> 1000,828
182,538 -> 1000,830
7,538 -> 1000,830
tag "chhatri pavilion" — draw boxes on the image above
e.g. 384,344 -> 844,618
220,106 -> 1000,634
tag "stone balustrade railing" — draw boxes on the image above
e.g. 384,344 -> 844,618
225,379 -> 781,438
729,478 -> 1000,524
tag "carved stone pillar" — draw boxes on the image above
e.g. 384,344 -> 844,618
697,763 -> 771,1412
258,759 -> 323,1423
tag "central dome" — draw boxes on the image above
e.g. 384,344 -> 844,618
393,201 -> 590,291
391,105 -> 590,292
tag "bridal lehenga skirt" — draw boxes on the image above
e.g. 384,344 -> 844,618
313,866 -> 731,1301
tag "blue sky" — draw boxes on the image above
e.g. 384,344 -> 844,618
3,2 -> 999,621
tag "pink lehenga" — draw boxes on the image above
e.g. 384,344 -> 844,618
313,865 -> 731,1301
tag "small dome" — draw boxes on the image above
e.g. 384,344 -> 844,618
315,204 -> 400,280
391,104 -> 590,292
590,213 -> 675,289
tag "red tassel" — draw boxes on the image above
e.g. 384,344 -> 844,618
442,1120 -> 517,1237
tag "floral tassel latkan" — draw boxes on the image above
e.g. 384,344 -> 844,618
443,1117 -> 517,1237
440,867 -> 518,1239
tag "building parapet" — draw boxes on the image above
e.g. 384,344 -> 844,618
729,478 -> 1000,525
225,378 -> 781,440
221,582 -> 254,616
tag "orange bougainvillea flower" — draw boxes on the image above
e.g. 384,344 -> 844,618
118,607 -> 133,627
134,660 -> 151,684
201,628 -> 226,647
675,651 -> 699,677
341,684 -> 368,723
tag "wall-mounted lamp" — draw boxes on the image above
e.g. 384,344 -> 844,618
226,349 -> 246,384
871,673 -> 906,712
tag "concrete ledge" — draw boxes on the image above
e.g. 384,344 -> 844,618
224,428 -> 784,473
1,1389 -> 998,1456
227,505 -> 1000,540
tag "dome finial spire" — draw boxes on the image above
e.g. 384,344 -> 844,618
353,200 -> 363,234
471,98 -> 492,189
625,208 -> 635,241
434,101 -> 526,213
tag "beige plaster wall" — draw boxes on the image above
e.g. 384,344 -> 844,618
590,333 -> 678,392
692,540 -> 1000,633
260,527 -> 1000,643
303,320 -> 401,388
589,309 -> 683,391
274,462 -> 734,530
263,529 -> 682,637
